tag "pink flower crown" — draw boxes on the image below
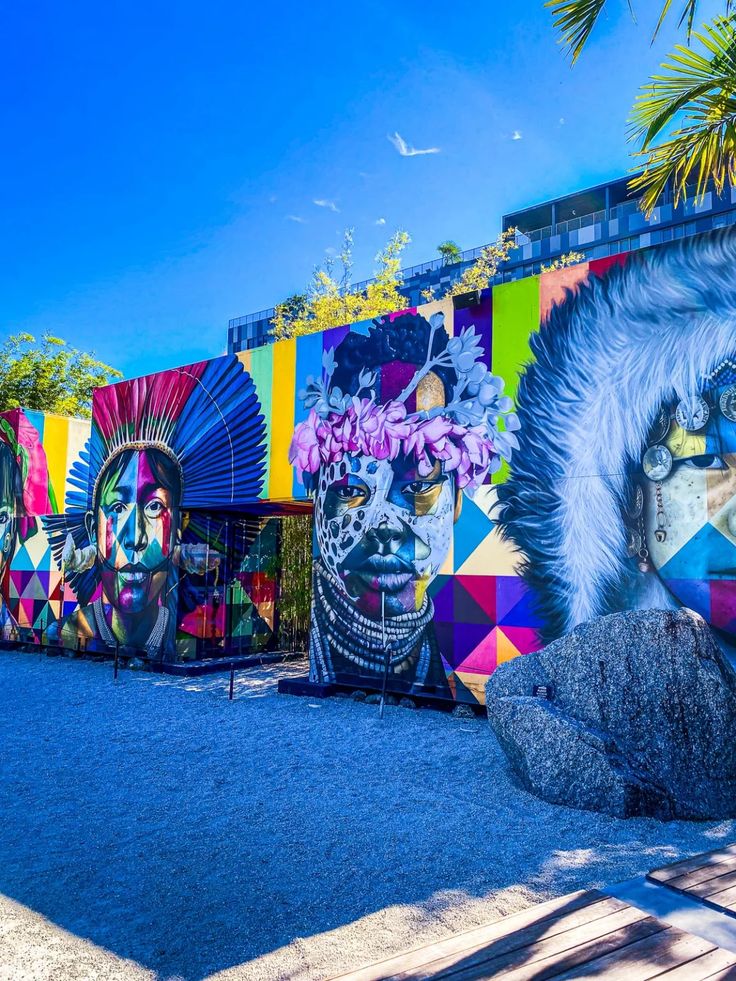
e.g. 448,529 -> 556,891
288,315 -> 520,494
290,398 -> 498,490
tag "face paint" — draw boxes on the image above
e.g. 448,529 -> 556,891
645,387 -> 736,638
0,449 -> 18,578
314,451 -> 454,618
94,450 -> 177,615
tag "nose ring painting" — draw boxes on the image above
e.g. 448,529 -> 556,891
290,310 -> 518,692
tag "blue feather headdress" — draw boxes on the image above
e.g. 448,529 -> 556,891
42,354 -> 267,604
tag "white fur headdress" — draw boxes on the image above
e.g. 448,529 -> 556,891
498,227 -> 736,640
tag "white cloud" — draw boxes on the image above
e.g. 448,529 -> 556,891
286,214 -> 306,223
375,217 -> 386,225
559,117 -> 565,125
512,130 -> 523,141
268,194 -> 278,204
313,198 -> 340,213
388,131 -> 440,157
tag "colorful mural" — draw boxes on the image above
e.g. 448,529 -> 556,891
498,230 -> 736,659
0,409 -> 90,642
4,227 -> 734,701
42,355 -> 268,660
288,308 -> 519,698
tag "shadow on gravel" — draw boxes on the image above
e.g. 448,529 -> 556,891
0,651 -> 733,980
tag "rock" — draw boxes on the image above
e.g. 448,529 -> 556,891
485,609 -> 736,820
452,703 -> 476,720
350,690 -> 367,702
365,693 -> 382,705
128,657 -> 147,671
399,697 -> 417,709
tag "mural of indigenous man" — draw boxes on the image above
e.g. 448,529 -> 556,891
0,411 -> 54,640
499,228 -> 736,662
290,311 -> 518,693
43,356 -> 266,660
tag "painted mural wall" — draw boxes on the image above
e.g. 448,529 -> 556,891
3,227 -> 734,699
242,293 -> 546,704
0,408 -> 91,642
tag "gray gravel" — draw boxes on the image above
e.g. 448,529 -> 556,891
0,650 -> 734,981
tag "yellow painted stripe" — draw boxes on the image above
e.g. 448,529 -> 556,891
42,415 -> 69,513
269,339 -> 296,500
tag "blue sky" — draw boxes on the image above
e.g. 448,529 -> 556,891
0,0 -> 722,378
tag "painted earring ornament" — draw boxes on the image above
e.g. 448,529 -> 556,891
2,533 -> 10,554
654,482 -> 667,543
643,444 -> 673,482
721,386 -> 736,422
675,395 -> 709,432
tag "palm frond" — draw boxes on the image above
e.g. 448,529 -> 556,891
546,0 -> 610,63
629,15 -> 736,213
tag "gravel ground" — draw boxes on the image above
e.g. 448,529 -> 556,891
0,650 -> 734,981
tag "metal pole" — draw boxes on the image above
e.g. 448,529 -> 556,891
379,590 -> 391,719
114,642 -> 119,680
229,663 -> 235,700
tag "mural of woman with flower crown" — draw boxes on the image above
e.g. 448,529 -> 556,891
43,355 -> 267,660
289,310 -> 519,695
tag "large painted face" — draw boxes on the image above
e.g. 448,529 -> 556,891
315,452 -> 456,617
313,364 -> 460,618
90,449 -> 179,615
644,386 -> 736,639
0,445 -> 18,579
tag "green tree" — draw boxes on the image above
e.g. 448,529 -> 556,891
547,0 -> 736,213
445,227 -> 518,297
0,333 -> 122,418
272,229 -> 411,339
540,249 -> 586,272
437,240 -> 462,265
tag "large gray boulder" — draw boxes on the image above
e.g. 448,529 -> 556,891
485,609 -> 736,820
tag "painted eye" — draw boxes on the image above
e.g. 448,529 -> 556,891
333,485 -> 366,499
145,500 -> 165,516
681,455 -> 728,470
404,481 -> 436,495
109,502 -> 126,515
0,510 -> 10,526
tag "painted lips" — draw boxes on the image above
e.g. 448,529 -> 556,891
347,555 -> 415,593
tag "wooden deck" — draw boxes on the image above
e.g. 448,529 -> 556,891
648,844 -> 736,918
331,888 -> 736,980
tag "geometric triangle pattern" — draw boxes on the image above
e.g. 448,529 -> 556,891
437,573 -> 543,705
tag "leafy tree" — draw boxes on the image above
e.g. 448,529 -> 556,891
437,240 -> 462,265
540,249 -> 586,272
547,0 -> 736,213
445,227 -> 518,297
272,229 -> 411,338
0,333 -> 122,418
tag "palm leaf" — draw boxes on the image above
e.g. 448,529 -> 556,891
629,15 -> 736,212
546,0 -> 611,63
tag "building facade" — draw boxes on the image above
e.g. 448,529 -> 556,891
227,175 -> 736,355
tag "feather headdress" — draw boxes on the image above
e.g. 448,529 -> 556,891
43,354 -> 267,603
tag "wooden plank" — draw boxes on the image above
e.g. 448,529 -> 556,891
648,845 -> 736,884
677,870 -> 736,900
703,885 -> 736,909
667,858 -> 736,892
654,946 -> 736,979
443,920 -> 669,981
419,910 -> 663,981
535,927 -> 714,981
699,967 -> 736,980
329,891 -> 615,981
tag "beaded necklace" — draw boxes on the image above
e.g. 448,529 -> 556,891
311,560 -> 434,682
